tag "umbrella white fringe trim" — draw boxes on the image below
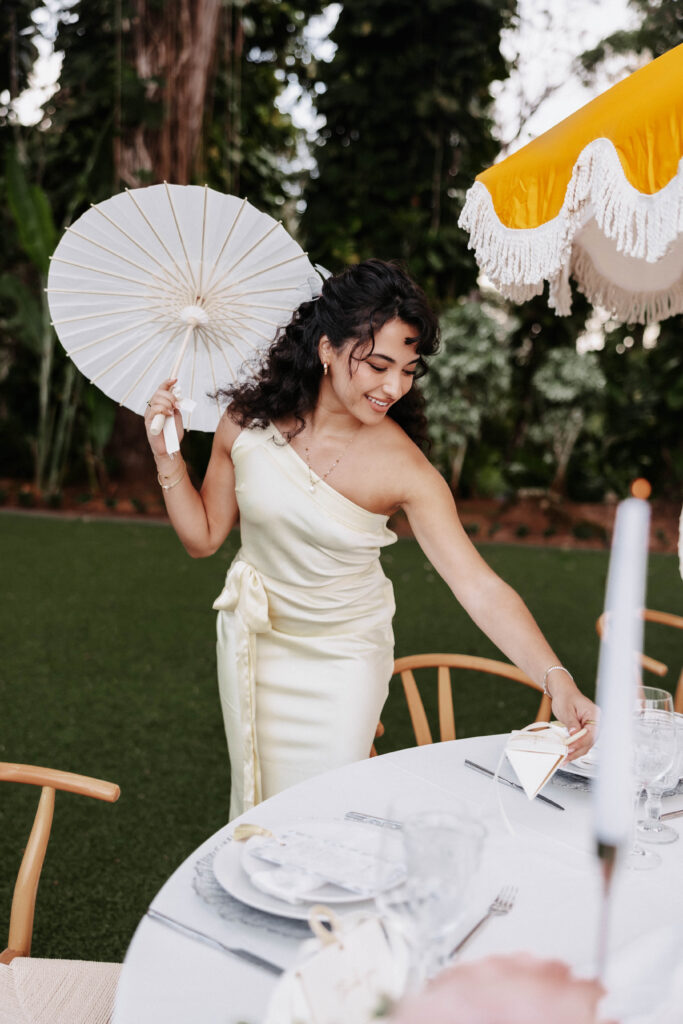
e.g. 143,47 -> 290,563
458,138 -> 683,321
570,244 -> 683,324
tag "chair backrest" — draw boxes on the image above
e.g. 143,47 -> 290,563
392,653 -> 552,746
596,608 -> 683,713
0,763 -> 120,964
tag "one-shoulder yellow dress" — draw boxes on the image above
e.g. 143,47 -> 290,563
212,423 -> 398,820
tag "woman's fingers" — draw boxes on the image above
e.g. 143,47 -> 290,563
553,692 -> 599,760
144,380 -> 185,454
145,379 -> 179,420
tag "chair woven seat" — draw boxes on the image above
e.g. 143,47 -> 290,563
0,959 -> 121,1024
0,763 -> 121,1024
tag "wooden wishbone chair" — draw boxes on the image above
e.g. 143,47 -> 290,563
0,763 -> 121,1024
596,608 -> 683,713
371,653 -> 551,753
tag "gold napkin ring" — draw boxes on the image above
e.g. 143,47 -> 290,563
308,905 -> 344,948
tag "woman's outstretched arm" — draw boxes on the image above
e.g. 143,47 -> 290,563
400,449 -> 598,758
145,379 -> 240,557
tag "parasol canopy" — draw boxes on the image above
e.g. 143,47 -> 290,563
47,184 -> 322,438
459,43 -> 683,324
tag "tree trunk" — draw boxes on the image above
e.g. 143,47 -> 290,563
550,408 -> 584,496
114,0 -> 223,187
449,438 -> 468,494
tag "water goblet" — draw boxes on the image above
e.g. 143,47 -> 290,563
637,711 -> 683,845
400,806 -> 486,982
628,686 -> 676,869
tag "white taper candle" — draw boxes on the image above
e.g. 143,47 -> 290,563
593,497 -> 651,848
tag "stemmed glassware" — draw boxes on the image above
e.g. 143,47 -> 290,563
628,686 -> 676,869
375,806 -> 486,987
637,711 -> 683,846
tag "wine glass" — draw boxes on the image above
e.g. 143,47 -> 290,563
628,686 -> 676,869
399,807 -> 486,982
637,711 -> 683,845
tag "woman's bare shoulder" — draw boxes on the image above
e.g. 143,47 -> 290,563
374,417 -> 432,467
362,418 -> 437,504
214,408 -> 243,455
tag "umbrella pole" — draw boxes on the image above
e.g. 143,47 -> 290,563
149,322 -> 195,436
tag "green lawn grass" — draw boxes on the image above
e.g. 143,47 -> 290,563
1,513 -> 681,961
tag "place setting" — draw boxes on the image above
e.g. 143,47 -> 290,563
141,792 -> 513,1024
211,815 -> 407,921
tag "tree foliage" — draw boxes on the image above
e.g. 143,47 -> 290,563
422,300 -> 514,493
578,0 -> 683,74
300,0 -> 515,303
36,0 -> 325,221
0,0 -> 326,487
0,1 -> 38,102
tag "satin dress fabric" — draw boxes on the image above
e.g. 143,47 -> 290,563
213,423 -> 397,820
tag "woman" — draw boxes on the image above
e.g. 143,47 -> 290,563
145,259 -> 597,820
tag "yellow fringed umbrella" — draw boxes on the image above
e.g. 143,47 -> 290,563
460,46 -> 683,955
459,43 -> 683,324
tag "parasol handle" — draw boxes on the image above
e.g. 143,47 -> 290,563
150,412 -> 168,436
149,320 -> 198,436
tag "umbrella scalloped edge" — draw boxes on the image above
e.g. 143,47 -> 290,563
570,244 -> 683,324
458,138 -> 683,323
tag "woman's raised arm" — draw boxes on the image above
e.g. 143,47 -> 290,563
145,380 -> 240,557
400,452 -> 598,757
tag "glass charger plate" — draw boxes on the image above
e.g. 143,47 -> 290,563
213,817 -> 403,921
555,752 -> 597,780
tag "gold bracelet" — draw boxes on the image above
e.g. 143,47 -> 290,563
157,464 -> 187,491
156,455 -> 184,481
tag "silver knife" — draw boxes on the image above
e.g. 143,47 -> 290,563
146,907 -> 284,975
464,759 -> 565,811
344,810 -> 403,830
661,807 -> 683,821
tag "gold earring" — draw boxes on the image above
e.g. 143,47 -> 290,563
323,362 -> 328,375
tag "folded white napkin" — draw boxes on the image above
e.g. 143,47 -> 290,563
505,722 -> 585,798
244,826 -> 405,903
249,865 -> 328,904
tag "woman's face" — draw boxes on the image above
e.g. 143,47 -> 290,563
320,318 -> 420,423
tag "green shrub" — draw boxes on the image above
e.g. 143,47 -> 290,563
17,488 -> 35,508
572,521 -> 607,543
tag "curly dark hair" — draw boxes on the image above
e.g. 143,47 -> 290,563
218,258 -> 440,449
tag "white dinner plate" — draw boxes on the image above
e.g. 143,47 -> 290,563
213,817 -> 404,921
555,746 -> 599,780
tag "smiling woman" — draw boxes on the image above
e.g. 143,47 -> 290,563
144,259 -> 598,820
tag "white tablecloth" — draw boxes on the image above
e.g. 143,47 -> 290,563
112,735 -> 683,1024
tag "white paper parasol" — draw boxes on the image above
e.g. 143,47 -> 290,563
47,183 -> 322,440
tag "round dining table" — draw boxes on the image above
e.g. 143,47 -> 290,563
112,734 -> 683,1024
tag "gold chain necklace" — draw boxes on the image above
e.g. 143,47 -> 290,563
304,429 -> 361,493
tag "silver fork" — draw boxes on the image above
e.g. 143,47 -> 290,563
448,885 -> 517,958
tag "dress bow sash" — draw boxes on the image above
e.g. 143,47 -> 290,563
213,559 -> 271,817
